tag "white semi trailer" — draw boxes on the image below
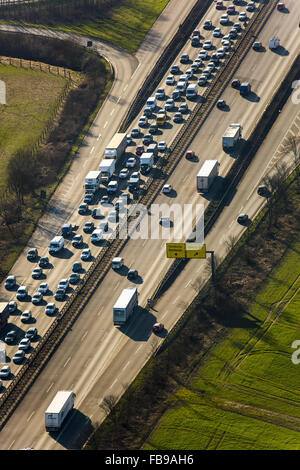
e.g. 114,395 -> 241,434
104,133 -> 127,161
113,287 -> 138,326
99,159 -> 115,183
84,170 -> 101,194
45,391 -> 75,432
222,123 -> 242,149
197,160 -> 219,192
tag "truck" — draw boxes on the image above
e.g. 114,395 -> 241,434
0,302 -> 9,334
222,123 -> 242,149
113,287 -> 138,326
140,152 -> 154,174
240,82 -> 251,96
84,170 -> 101,194
186,84 -> 198,98
45,391 -> 75,432
104,133 -> 127,161
99,159 -> 115,183
269,36 -> 280,50
197,160 -> 219,192
49,236 -> 64,254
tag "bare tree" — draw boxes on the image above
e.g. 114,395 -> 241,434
279,135 -> 300,191
0,188 -> 21,237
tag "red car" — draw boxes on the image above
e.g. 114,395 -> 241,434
227,5 -> 235,14
231,79 -> 241,88
136,145 -> 144,156
192,29 -> 200,37
152,323 -> 164,333
185,150 -> 195,160
277,2 -> 285,10
216,1 -> 223,9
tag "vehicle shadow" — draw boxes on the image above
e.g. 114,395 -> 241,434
118,307 -> 157,341
242,91 -> 260,102
49,409 -> 94,450
271,45 -> 289,56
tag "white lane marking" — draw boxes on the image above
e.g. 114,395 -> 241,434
123,361 -> 130,370
63,356 -> 71,368
185,280 -> 191,288
103,121 -> 108,129
8,440 -> 15,450
229,220 -> 234,228
46,382 -> 54,394
117,97 -> 120,104
110,108 -> 115,115
173,296 -> 179,305
90,146 -> 95,154
109,378 -> 118,389
135,344 -> 143,354
131,62 -> 141,79
97,134 -> 101,141
81,330 -> 88,342
27,411 -> 35,422
115,280 -> 120,289
123,84 -> 128,91
161,310 -> 168,320
97,306 -> 104,316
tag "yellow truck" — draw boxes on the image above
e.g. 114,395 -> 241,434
156,112 -> 166,126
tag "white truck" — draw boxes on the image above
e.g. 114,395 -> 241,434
84,170 -> 101,194
49,236 -> 64,254
186,83 -> 198,98
113,287 -> 138,326
269,36 -> 280,50
99,159 -> 115,183
45,391 -> 75,432
197,160 -> 219,192
222,123 -> 242,149
140,152 -> 154,174
104,133 -> 127,161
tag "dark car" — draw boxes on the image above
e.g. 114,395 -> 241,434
83,221 -> 94,233
277,2 -> 285,11
55,288 -> 66,301
13,350 -> 25,364
84,193 -> 94,205
231,79 -> 241,88
217,99 -> 226,109
32,267 -> 42,279
72,262 -> 82,273
237,213 -> 248,224
25,327 -> 38,340
61,223 -> 73,237
185,150 -> 195,160
72,234 -> 83,248
27,248 -> 38,261
78,203 -> 88,215
5,330 -> 17,344
39,256 -> 50,268
127,269 -> 138,280
69,273 -> 80,284
152,322 -> 164,333
257,185 -> 270,197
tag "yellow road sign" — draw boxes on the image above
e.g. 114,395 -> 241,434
185,243 -> 206,259
166,243 -> 186,258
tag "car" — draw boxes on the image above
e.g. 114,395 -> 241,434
229,28 -> 238,38
170,64 -> 180,74
227,5 -> 235,14
152,322 -> 164,333
19,338 -> 30,351
126,134 -> 132,145
83,193 -> 94,204
149,123 -> 158,134
216,1 -> 224,9
81,248 -> 91,261
198,50 -> 208,60
25,327 -> 37,340
143,134 -> 153,145
108,210 -> 118,223
45,303 -> 57,315
126,157 -> 136,168
192,29 -> 200,37
138,116 -> 148,127
207,62 -> 215,72
158,141 -> 167,152
217,99 -> 226,109
252,41 -> 262,50
185,150 -> 195,160
146,97 -> 156,109
32,292 -> 43,305
203,19 -> 212,29
155,88 -> 165,100
21,310 -> 32,322
220,13 -> 229,24
143,107 -> 152,117
164,98 -> 175,111
159,217 -> 171,227
8,301 -> 17,313
97,221 -> 109,232
202,68 -> 211,78
55,288 -> 65,301
277,2 -> 285,10
213,27 -> 222,37
39,256 -> 49,268
13,350 -> 25,364
27,248 -> 38,261
239,11 -> 247,21
166,74 -> 175,86
217,48 -> 226,58
231,78 -> 241,88
222,40 -> 231,51
135,145 -> 144,156
0,366 -> 11,378
100,195 -> 110,206
194,58 -> 202,67
83,221 -> 94,233
233,22 -> 241,31
198,75 -> 208,86
178,103 -> 188,113
5,275 -> 16,290
32,267 -> 42,279
237,213 -> 248,223
191,62 -> 199,72
180,53 -> 189,64
78,203 -> 88,215
119,168 -> 129,179
203,40 -> 212,50
17,286 -> 27,300
69,273 -> 80,284
247,1 -> 255,12
58,279 -> 69,291
211,53 -> 220,63
172,89 -> 180,100
185,68 -> 193,78
173,112 -> 182,123
162,184 -> 172,194
131,128 -> 140,138
72,262 -> 82,272
5,330 -> 16,344
257,185 -> 270,197
72,234 -> 83,248
127,269 -> 138,280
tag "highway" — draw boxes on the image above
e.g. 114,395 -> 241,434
0,0 -> 299,449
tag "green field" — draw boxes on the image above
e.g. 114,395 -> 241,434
144,236 -> 300,450
0,64 -> 68,188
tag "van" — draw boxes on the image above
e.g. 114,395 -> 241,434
49,236 -> 64,254
91,229 -> 103,243
107,180 -> 118,193
111,257 -> 124,270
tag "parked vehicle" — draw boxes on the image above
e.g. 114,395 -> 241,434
113,287 -> 138,326
72,234 -> 83,248
21,310 -> 32,322
197,160 -> 220,192
222,123 -> 242,149
25,327 -> 38,340
99,160 -> 115,183
45,391 -> 76,432
146,97 -> 156,109
83,221 -> 94,233
8,301 -> 17,313
107,180 -> 118,193
5,330 -> 16,344
128,172 -> 140,191
237,213 -> 248,223
152,322 -> 164,333
185,150 -> 195,160
104,133 -> 127,161
45,303 -> 57,315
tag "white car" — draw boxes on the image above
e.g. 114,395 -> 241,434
81,248 -> 91,261
203,40 -> 212,50
198,50 -> 208,60
198,75 -> 207,85
32,292 -> 43,305
166,75 -> 175,85
18,338 -> 30,351
185,68 -> 193,78
207,62 -> 215,71
126,157 -> 136,168
158,141 -> 167,152
45,303 -> 57,315
165,99 -> 175,111
0,366 -> 11,378
159,217 -> 171,227
155,88 -> 165,99
138,116 -> 148,127
17,286 -> 28,300
21,310 -> 32,322
38,282 -> 48,294
222,40 -> 231,51
162,184 -> 172,194
58,279 -> 69,291
217,48 -> 226,58
146,97 -> 156,109
247,2 -> 255,12
119,168 -> 129,179
239,12 -> 247,21
213,28 -> 222,38
220,14 -> 229,25
203,19 -> 212,29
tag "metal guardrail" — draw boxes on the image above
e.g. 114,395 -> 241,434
0,0 -> 277,429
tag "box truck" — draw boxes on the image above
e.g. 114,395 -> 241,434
222,123 -> 242,149
99,159 -> 115,183
140,152 -> 154,174
104,133 -> 127,161
45,391 -> 75,432
84,170 -> 101,194
197,160 -> 219,192
113,287 -> 138,326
